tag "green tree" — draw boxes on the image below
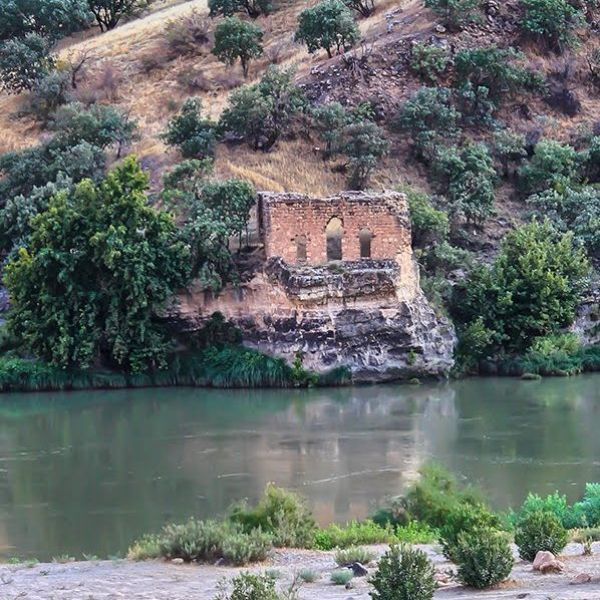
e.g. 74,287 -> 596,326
212,16 -> 264,78
0,0 -> 91,41
452,220 -> 590,356
0,33 -> 55,93
311,102 -> 351,158
341,120 -> 389,189
423,0 -> 482,30
4,157 -> 189,372
521,0 -> 584,51
432,143 -> 496,227
208,0 -> 272,18
162,98 -> 216,159
87,0 -> 147,32
295,0 -> 360,58
219,66 -> 305,151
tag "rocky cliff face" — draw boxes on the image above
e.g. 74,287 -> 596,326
179,257 -> 456,383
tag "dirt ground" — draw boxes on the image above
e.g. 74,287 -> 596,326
2,543 -> 600,600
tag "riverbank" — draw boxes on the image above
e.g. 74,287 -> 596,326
4,543 -> 600,599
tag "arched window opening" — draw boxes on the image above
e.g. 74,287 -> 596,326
359,228 -> 372,258
296,234 -> 307,263
326,217 -> 343,261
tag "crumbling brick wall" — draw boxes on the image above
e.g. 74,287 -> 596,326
258,191 -> 411,265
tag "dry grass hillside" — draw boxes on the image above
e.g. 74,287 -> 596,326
1,0 -> 600,207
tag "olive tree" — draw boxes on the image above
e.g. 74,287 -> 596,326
87,0 -> 148,32
208,0 -> 272,18
295,0 -> 360,58
341,120 -> 389,189
212,16 -> 264,78
0,34 -> 55,93
162,98 -> 216,159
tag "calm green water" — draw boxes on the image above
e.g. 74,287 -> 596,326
1,376 -> 600,560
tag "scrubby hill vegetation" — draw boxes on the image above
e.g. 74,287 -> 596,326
2,0 -> 600,379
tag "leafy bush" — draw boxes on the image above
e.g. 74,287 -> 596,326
214,572 -> 280,600
0,33 -> 55,93
394,87 -> 460,160
515,510 -> 568,561
521,0 -> 584,51
369,544 -> 436,600
453,528 -> 513,589
212,17 -> 264,78
432,143 -> 496,226
515,491 -> 581,529
454,46 -> 538,103
219,66 -> 305,151
492,130 -> 527,177
519,140 -> 580,194
229,484 -> 317,547
423,0 -> 482,30
295,0 -> 360,58
334,546 -> 376,566
209,0 -> 272,18
409,42 -> 450,82
440,504 -> 501,561
298,568 -> 320,582
451,220 -> 590,356
340,120 -> 389,189
162,98 -> 216,159
406,187 -> 450,247
311,102 -> 351,157
330,569 -> 354,585
28,70 -> 72,122
314,520 -> 398,550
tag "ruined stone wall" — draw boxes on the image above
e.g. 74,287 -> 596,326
259,191 -> 411,265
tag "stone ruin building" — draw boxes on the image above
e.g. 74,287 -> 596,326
180,191 -> 456,382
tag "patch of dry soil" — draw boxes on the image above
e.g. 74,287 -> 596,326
2,543 -> 600,599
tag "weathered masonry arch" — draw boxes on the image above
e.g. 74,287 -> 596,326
359,228 -> 372,258
326,217 -> 343,261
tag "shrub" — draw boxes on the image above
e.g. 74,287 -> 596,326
311,102 -> 351,158
515,491 -> 580,529
212,17 -> 264,78
314,520 -> 398,550
330,569 -> 354,585
454,46 -> 537,103
515,510 -> 568,561
424,0 -> 482,30
519,139 -> 580,194
162,98 -> 216,159
155,518 -> 272,565
28,70 -> 72,122
298,568 -> 320,582
521,0 -> 584,51
295,0 -> 360,58
334,546 -> 376,566
209,0 -> 272,18
440,504 -> 501,561
409,42 -> 451,82
572,483 -> 600,528
492,130 -> 527,177
370,545 -> 436,600
453,528 -> 513,589
394,87 -> 460,160
405,187 -> 449,247
229,484 -> 317,548
214,572 -> 280,600
432,143 -> 496,227
0,33 -> 55,93
165,11 -> 211,56
219,66 -> 305,151
340,120 -> 389,189
127,534 -> 162,560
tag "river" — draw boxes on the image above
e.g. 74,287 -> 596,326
1,376 -> 600,560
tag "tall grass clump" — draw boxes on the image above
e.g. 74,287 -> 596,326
229,484 -> 317,548
314,520 -> 398,550
334,546 -> 376,566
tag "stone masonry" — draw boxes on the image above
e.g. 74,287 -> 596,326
258,191 -> 411,265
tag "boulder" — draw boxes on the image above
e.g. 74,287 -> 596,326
571,572 -> 592,585
532,551 -> 564,574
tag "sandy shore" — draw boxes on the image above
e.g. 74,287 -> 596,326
2,543 -> 600,599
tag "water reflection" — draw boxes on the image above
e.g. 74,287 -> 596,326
0,376 -> 599,559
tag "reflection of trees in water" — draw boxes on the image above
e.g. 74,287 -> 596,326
2,376 -> 600,559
